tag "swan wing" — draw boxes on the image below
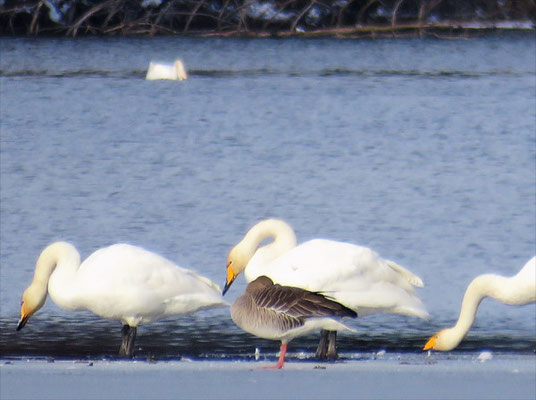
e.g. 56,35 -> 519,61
385,259 -> 424,287
252,239 -> 429,318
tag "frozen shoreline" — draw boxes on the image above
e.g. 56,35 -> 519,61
1,353 -> 535,399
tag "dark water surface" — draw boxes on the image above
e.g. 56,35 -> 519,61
1,34 -> 535,358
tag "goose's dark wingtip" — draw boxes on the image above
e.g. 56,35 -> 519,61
336,303 -> 357,319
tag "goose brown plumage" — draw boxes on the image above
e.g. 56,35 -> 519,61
231,276 -> 357,369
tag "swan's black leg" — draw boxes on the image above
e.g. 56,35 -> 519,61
326,330 -> 338,359
316,329 -> 329,359
119,325 -> 137,358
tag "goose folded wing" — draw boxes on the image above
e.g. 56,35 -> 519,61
250,276 -> 357,319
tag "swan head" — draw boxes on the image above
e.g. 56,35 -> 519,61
222,244 -> 251,296
423,328 -> 461,351
17,284 -> 47,330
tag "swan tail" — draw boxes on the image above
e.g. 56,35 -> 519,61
385,260 -> 424,287
356,303 -> 430,320
396,306 -> 430,320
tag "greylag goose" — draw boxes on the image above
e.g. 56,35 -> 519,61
230,276 -> 357,368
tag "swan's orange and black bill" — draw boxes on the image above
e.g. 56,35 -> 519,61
423,335 -> 436,351
16,302 -> 30,331
16,314 -> 29,331
222,264 -> 236,296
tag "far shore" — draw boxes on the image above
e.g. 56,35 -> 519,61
1,0 -> 534,38
1,21 -> 534,39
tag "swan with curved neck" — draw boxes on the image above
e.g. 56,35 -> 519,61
223,219 -> 429,358
17,241 -> 227,357
224,219 -> 297,290
424,256 -> 536,351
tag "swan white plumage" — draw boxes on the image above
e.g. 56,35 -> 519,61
424,256 -> 536,351
223,219 -> 429,357
17,241 -> 227,357
146,59 -> 187,81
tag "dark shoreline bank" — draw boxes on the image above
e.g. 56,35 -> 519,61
1,0 -> 534,38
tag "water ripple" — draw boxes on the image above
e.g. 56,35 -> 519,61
1,315 -> 534,359
0,68 -> 532,79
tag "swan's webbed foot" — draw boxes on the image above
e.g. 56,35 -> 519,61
119,325 -> 137,358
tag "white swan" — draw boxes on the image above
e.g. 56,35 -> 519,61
223,219 -> 429,357
146,60 -> 187,81
424,256 -> 536,351
231,276 -> 357,369
17,241 -> 227,357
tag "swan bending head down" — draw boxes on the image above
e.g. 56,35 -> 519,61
17,242 -> 80,330
424,256 -> 536,351
18,285 -> 46,330
17,241 -> 227,356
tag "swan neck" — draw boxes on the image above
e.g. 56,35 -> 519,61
242,219 -> 297,258
37,242 -> 81,310
240,220 -> 297,281
452,274 -> 501,337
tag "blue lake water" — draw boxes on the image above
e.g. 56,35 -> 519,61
0,34 -> 535,358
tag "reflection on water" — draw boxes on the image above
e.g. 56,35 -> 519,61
1,69 -> 533,79
2,313 -> 534,359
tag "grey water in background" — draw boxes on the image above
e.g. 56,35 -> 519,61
1,34 -> 535,359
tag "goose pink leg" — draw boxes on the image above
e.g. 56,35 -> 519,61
259,343 -> 288,369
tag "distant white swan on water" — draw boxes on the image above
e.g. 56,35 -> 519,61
17,241 -> 227,357
146,59 -> 187,81
424,256 -> 536,351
